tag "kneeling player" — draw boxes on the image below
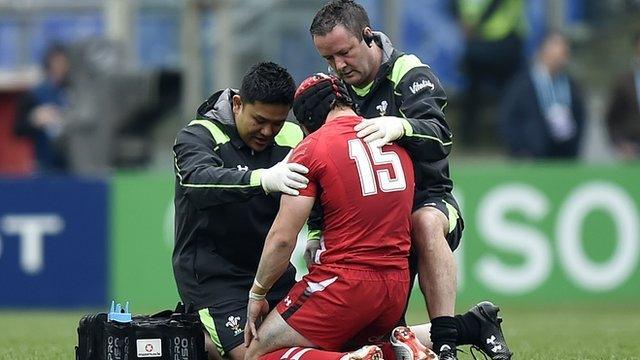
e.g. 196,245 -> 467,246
244,74 -> 434,360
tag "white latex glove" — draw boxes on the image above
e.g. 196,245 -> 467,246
354,116 -> 406,148
260,151 -> 309,195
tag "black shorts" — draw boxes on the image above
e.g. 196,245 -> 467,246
412,193 -> 464,251
198,290 -> 288,355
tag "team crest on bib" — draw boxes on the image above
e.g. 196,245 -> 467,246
225,315 -> 243,336
376,101 -> 388,116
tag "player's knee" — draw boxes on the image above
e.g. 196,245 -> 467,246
203,331 -> 223,360
411,207 -> 449,247
244,347 -> 257,360
227,344 -> 248,360
205,345 -> 221,360
246,342 -> 272,360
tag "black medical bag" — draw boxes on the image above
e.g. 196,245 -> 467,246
76,303 -> 207,360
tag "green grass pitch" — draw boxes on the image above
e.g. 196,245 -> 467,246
0,302 -> 638,359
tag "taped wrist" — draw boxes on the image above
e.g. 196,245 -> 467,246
248,291 -> 266,301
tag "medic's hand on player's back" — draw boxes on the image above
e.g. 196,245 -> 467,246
244,297 -> 269,347
260,150 -> 309,196
303,239 -> 321,269
354,116 -> 406,148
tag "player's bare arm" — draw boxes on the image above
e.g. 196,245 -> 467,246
244,194 -> 315,347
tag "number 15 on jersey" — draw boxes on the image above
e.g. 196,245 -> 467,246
348,139 -> 407,196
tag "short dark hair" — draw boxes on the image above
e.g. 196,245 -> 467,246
310,0 -> 370,40
541,31 -> 566,45
240,62 -> 296,106
331,95 -> 354,111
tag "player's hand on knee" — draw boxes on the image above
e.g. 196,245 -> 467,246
303,239 -> 321,268
260,151 -> 309,196
354,116 -> 406,148
244,298 -> 269,347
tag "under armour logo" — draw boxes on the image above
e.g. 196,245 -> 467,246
237,165 -> 249,171
486,335 -> 502,352
284,296 -> 292,307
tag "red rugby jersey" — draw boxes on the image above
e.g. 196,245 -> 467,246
290,115 -> 415,270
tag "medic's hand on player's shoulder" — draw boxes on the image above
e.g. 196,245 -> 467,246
303,239 -> 321,269
354,116 -> 406,148
259,150 -> 309,196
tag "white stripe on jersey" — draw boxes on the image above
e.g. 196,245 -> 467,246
281,347 -> 300,359
305,276 -> 338,293
291,348 -> 313,360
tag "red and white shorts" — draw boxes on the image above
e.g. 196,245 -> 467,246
276,265 -> 409,351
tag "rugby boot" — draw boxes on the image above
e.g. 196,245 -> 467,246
390,326 -> 438,360
341,345 -> 384,360
468,301 -> 513,360
437,345 -> 457,360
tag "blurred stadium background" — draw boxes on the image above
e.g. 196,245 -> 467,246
0,0 -> 639,359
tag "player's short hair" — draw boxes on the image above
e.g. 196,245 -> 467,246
310,0 -> 370,40
240,62 -> 296,106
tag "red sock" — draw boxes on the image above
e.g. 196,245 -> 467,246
260,347 -> 347,360
380,342 -> 397,360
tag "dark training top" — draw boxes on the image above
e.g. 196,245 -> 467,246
348,32 -> 454,203
172,88 -> 302,310
308,32 -> 457,240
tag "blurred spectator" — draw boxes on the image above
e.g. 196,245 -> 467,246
454,0 -> 525,146
605,30 -> 640,161
14,44 -> 70,173
500,32 -> 585,159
